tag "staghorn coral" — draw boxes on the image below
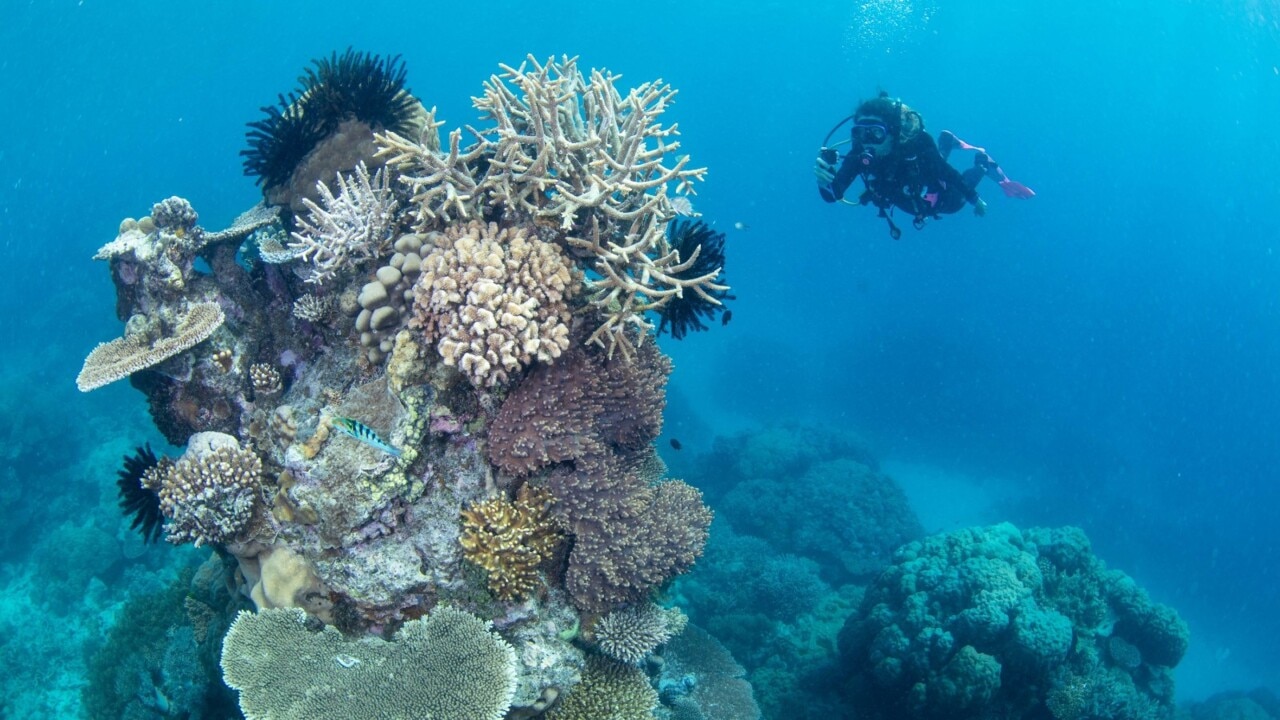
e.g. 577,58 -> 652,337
220,606 -> 519,720
411,221 -> 578,387
289,161 -> 398,284
77,301 -> 225,391
158,432 -> 263,547
545,655 -> 658,720
568,215 -> 727,360
377,55 -> 703,231
592,603 -> 687,665
459,485 -> 562,601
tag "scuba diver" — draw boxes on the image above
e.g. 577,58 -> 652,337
815,92 -> 1034,239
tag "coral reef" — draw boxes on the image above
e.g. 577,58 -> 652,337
720,456 -> 923,582
77,301 -> 225,392
838,522 -> 1189,720
459,484 -> 562,601
79,51 -> 748,719
290,161 -> 399,285
157,432 -> 264,547
657,624 -> 762,720
376,54 -> 725,360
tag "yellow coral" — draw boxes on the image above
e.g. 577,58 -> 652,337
459,486 -> 561,601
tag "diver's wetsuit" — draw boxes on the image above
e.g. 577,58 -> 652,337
819,131 -> 980,219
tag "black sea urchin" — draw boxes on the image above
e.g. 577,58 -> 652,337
656,218 -> 733,340
116,443 -> 165,544
241,48 -> 417,189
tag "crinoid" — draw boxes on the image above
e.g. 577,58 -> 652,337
116,443 -> 166,544
241,48 -> 418,190
656,219 -> 733,340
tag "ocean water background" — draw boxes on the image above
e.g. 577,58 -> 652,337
1,0 -> 1277,714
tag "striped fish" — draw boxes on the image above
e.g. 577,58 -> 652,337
331,416 -> 402,457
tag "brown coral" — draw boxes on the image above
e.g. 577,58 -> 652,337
459,485 -> 562,601
484,335 -> 696,611
563,478 -> 713,612
485,339 -> 669,477
410,221 -> 579,387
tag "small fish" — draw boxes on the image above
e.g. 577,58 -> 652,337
733,221 -> 749,231
721,310 -> 733,326
331,416 -> 402,457
669,438 -> 683,451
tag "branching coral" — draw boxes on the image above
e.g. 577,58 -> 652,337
544,655 -> 658,720
376,55 -> 723,359
459,485 -> 562,601
289,161 -> 398,284
376,55 -> 703,230
410,221 -> 578,387
158,432 -> 263,546
77,301 -> 225,391
593,603 -> 687,665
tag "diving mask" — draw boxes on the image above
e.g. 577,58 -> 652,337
852,121 -> 889,145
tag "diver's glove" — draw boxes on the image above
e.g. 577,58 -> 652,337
973,198 -> 988,217
814,148 -> 838,184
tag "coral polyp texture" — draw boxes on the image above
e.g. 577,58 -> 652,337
837,522 -> 1189,720
411,220 -> 579,387
82,51 -> 742,718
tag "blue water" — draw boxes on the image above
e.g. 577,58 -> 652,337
2,0 -> 1278,715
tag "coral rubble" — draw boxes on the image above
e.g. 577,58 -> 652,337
79,51 -> 741,719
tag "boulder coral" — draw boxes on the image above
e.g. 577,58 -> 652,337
838,523 -> 1189,720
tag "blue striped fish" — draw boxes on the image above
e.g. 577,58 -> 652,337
331,416 -> 402,457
